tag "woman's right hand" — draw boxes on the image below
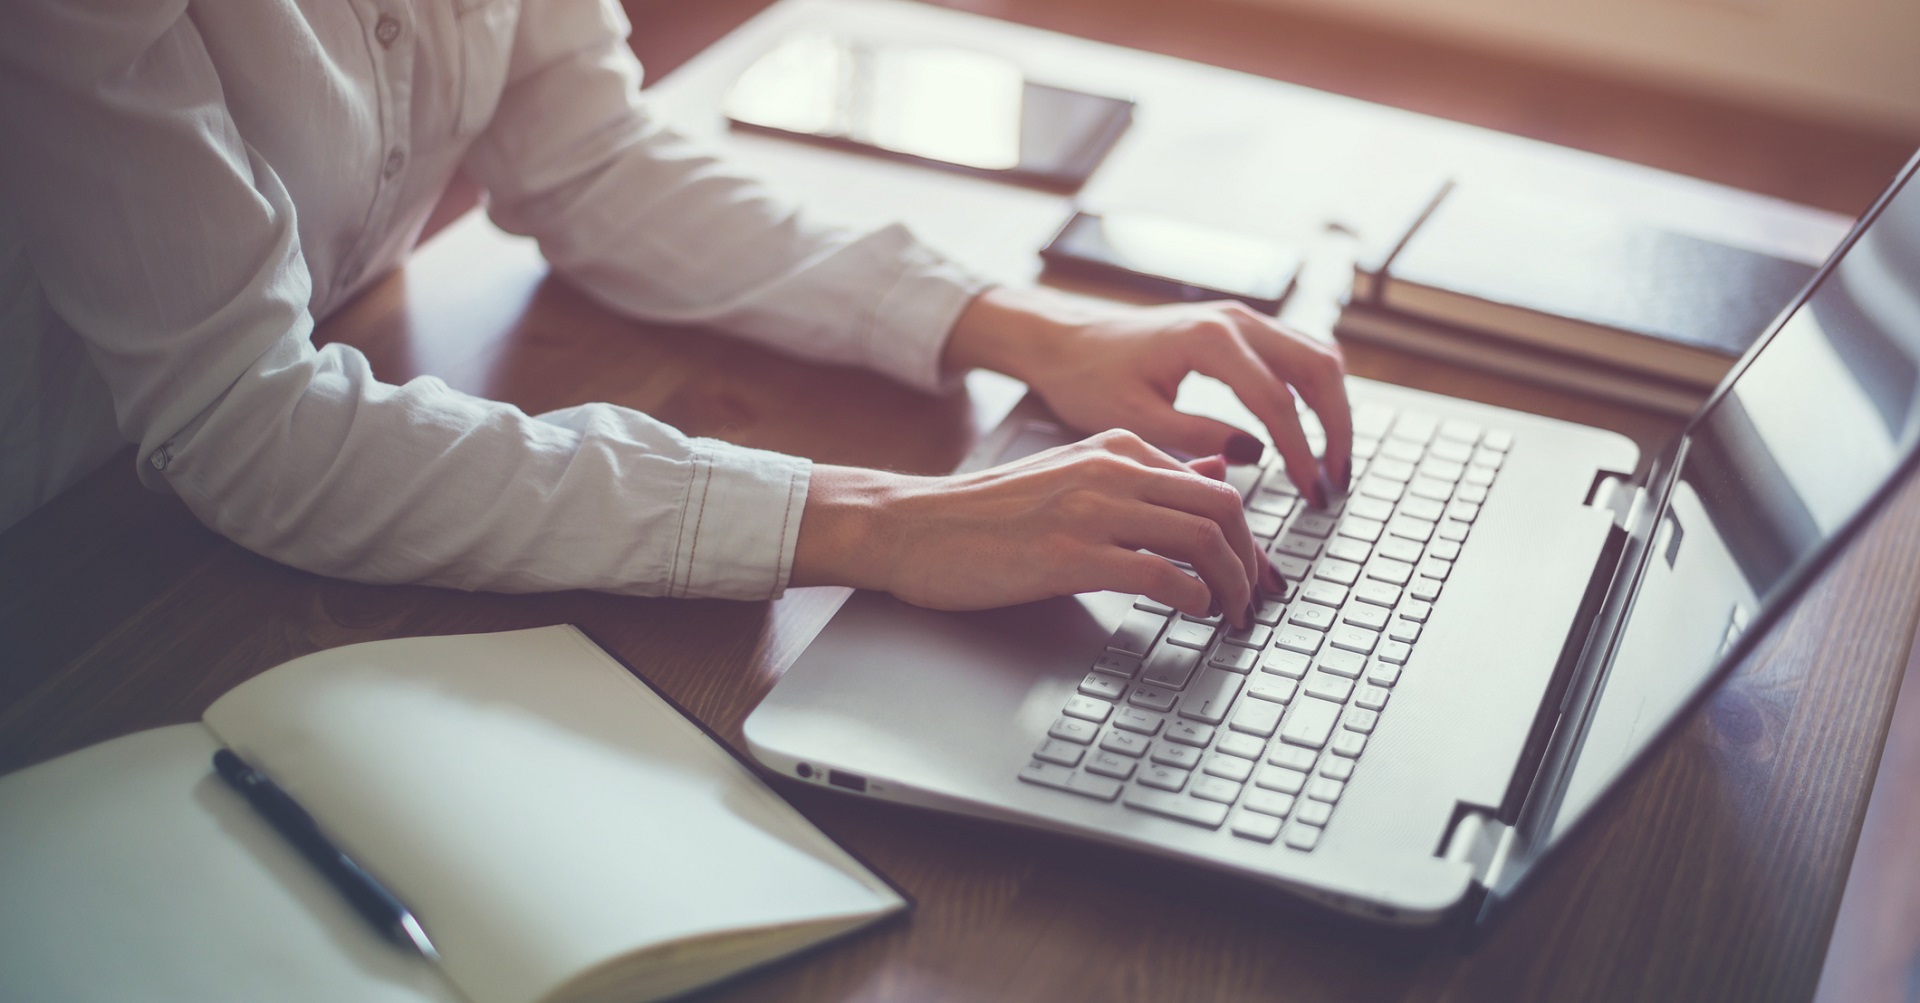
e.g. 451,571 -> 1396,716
791,429 -> 1280,629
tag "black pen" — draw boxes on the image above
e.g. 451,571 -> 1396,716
212,748 -> 440,961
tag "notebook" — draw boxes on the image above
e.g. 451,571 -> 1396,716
0,625 -> 906,1003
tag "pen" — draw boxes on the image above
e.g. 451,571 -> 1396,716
212,748 -> 440,961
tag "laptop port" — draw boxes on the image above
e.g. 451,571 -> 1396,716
827,770 -> 867,793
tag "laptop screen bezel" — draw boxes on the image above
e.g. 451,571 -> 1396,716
1473,148 -> 1920,938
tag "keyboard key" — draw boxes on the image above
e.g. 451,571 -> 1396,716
1330,626 -> 1380,655
1249,492 -> 1296,519
1342,603 -> 1390,631
1387,515 -> 1435,543
1100,730 -> 1151,757
1273,627 -> 1323,657
1267,745 -> 1317,771
1134,597 -> 1174,615
1296,800 -> 1334,827
1123,787 -> 1228,828
1136,764 -> 1192,793
1019,762 -> 1123,801
1141,644 -> 1202,689
1180,609 -> 1223,625
1407,476 -> 1454,503
1366,661 -> 1401,687
1284,823 -> 1323,851
1307,777 -> 1345,803
1427,539 -> 1462,562
1325,537 -> 1372,564
1429,438 -> 1473,464
1400,496 -> 1446,523
1419,557 -> 1453,581
1369,458 -> 1415,482
1086,751 -> 1138,780
1410,576 -> 1444,602
1216,731 -> 1267,759
1304,671 -> 1353,703
1222,623 -> 1272,649
1192,775 -> 1244,804
1464,464 -> 1497,487
1455,483 -> 1490,505
1274,533 -> 1321,560
1108,609 -> 1167,656
1344,708 -> 1379,734
1376,537 -> 1424,564
1151,745 -> 1202,771
1377,640 -> 1413,665
1210,644 -> 1258,674
1291,512 -> 1338,538
1288,604 -> 1336,631
1418,458 -> 1465,483
1272,554 -> 1312,580
1472,446 -> 1505,469
1313,648 -> 1365,679
1079,673 -> 1127,700
1093,651 -> 1142,678
1247,675 -> 1297,704
1354,685 -> 1390,711
1279,696 -> 1342,748
1300,580 -> 1349,609
1379,438 -> 1423,464
1447,500 -> 1481,523
1320,756 -> 1355,781
1366,557 -> 1414,586
1202,753 -> 1255,783
1129,685 -> 1178,712
1048,717 -> 1098,744
1392,412 -> 1438,444
1034,739 -> 1085,766
1482,429 -> 1514,451
1178,668 -> 1243,724
1315,558 -> 1362,586
1436,519 -> 1472,543
1231,809 -> 1284,842
1348,495 -> 1395,521
1331,731 -> 1367,758
1353,580 -> 1401,607
1354,403 -> 1395,439
1254,764 -> 1308,794
1243,788 -> 1295,818
1113,706 -> 1164,734
1337,516 -> 1384,544
1260,649 -> 1311,678
1399,599 -> 1434,623
1357,476 -> 1404,502
1245,510 -> 1285,539
1063,696 -> 1114,723
1165,720 -> 1215,747
1230,699 -> 1285,737
1387,619 -> 1421,643
1165,619 -> 1216,649
1439,418 -> 1482,443
1260,466 -> 1303,495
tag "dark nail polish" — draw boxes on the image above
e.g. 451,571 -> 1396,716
1244,602 -> 1257,627
1207,598 -> 1221,619
1225,433 -> 1264,466
1310,479 -> 1328,510
1337,458 -> 1353,492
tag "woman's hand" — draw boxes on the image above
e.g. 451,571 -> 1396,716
791,431 -> 1283,629
942,286 -> 1352,507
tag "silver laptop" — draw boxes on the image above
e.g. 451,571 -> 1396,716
744,154 -> 1920,931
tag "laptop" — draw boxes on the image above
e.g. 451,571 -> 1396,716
743,153 -> 1920,932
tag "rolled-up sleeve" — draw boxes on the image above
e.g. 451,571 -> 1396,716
461,0 -> 987,395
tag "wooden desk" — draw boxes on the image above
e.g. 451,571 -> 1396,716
3,1 -> 1917,1000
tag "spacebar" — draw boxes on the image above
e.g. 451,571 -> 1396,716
1122,788 -> 1229,828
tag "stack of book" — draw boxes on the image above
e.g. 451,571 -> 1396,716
1337,180 -> 1819,415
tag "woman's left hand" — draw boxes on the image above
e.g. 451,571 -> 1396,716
943,286 -> 1353,508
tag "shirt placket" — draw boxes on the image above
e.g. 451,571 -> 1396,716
338,0 -> 417,295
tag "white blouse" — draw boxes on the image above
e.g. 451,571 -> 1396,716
0,0 -> 981,597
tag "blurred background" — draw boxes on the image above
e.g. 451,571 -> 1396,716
617,0 -> 1920,219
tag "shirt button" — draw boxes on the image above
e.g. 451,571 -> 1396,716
383,148 -> 405,179
375,15 -> 402,48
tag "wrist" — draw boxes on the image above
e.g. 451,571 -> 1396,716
941,286 -> 1110,387
790,465 -> 912,591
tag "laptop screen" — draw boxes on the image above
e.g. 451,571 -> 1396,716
1515,159 -> 1920,870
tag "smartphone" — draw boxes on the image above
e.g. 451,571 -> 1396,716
1039,210 -> 1304,315
725,32 -> 1133,192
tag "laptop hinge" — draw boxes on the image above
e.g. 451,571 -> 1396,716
1442,809 -> 1516,890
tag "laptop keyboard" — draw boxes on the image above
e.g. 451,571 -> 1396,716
1017,403 -> 1512,851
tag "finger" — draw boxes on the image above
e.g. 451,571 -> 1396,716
1130,464 -> 1263,603
1119,404 -> 1266,469
1188,454 -> 1227,481
1100,549 -> 1213,620
1105,499 -> 1255,629
1180,322 -> 1324,507
1227,308 -> 1354,491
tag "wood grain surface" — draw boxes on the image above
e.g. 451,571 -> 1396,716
3,1 -> 1917,1001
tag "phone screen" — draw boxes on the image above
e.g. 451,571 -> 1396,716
1041,211 -> 1303,313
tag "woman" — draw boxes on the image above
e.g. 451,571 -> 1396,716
0,0 -> 1349,631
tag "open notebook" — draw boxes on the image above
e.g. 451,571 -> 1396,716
0,626 -> 906,1003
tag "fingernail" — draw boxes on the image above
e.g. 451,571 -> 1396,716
1310,478 -> 1328,510
1243,601 -> 1256,627
1336,458 -> 1353,491
1225,433 -> 1264,466
1207,598 -> 1221,619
